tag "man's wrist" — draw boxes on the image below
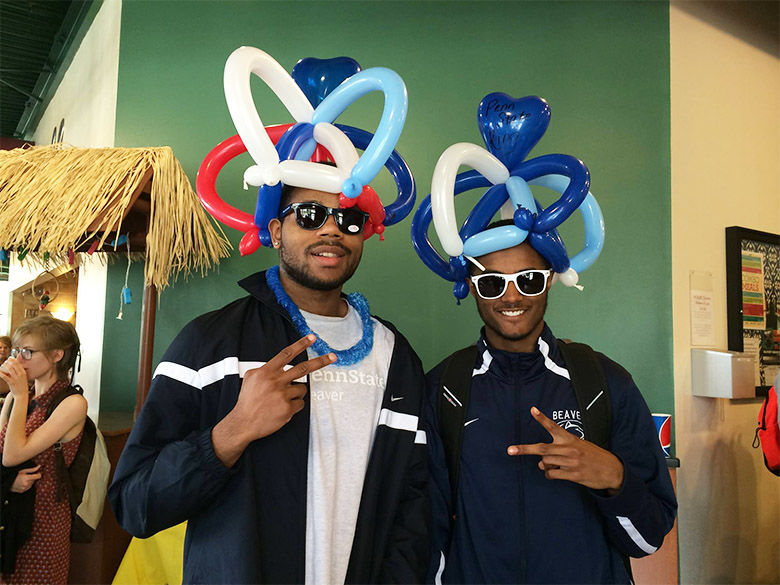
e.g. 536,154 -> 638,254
212,410 -> 252,467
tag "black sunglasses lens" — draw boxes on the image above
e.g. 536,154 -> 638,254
517,271 -> 546,295
476,275 -> 507,298
334,209 -> 367,234
294,204 -> 327,229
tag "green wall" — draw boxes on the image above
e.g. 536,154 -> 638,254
104,0 -> 672,417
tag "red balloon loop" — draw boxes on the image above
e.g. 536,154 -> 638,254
197,124 -> 294,247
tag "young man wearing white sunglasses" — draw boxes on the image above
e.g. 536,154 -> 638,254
424,228 -> 677,584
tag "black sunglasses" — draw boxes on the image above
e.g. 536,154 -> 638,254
280,202 -> 368,235
470,269 -> 552,299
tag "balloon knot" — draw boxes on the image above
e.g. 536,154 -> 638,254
342,178 -> 362,199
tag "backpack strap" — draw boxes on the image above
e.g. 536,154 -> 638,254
556,340 -> 611,450
44,385 -> 84,505
557,340 -> 636,583
44,384 -> 84,419
438,345 -> 479,511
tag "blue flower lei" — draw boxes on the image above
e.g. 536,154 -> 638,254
266,265 -> 374,366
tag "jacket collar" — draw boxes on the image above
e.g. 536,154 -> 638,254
238,269 -> 291,321
475,323 -> 564,381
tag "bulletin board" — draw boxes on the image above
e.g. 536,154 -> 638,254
726,226 -> 780,395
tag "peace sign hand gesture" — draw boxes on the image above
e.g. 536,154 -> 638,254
507,406 -> 624,494
212,334 -> 335,467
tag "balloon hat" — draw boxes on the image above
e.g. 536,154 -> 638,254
411,93 -> 605,301
197,46 -> 416,256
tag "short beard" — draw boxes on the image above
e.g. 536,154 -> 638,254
278,244 -> 360,291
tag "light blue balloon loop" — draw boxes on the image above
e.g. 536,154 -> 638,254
312,67 -> 408,198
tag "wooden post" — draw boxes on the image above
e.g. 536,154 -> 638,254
135,283 -> 157,419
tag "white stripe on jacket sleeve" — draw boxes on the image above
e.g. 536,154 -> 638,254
378,408 -> 427,444
154,357 -> 306,389
616,516 -> 658,554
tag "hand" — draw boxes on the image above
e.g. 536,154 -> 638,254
10,465 -> 41,493
507,406 -> 624,493
232,334 -> 336,442
0,357 -> 29,397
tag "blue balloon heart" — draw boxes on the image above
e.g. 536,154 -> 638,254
477,93 -> 551,170
291,56 -> 361,107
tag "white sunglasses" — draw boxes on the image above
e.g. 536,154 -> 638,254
466,256 -> 551,299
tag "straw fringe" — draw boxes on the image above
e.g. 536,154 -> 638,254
0,144 -> 230,290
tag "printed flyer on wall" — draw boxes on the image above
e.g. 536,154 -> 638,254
741,251 -> 765,330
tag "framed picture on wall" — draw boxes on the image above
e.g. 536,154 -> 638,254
726,226 -> 780,396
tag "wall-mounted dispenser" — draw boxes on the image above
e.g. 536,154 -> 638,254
691,349 -> 756,399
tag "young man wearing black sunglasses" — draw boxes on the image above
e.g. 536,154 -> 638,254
110,185 -> 429,584
424,233 -> 677,584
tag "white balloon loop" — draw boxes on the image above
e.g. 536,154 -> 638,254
223,46 -> 314,175
312,123 -> 359,172
278,160 -> 348,194
431,143 -> 509,258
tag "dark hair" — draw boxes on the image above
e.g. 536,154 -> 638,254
0,336 -> 10,347
467,219 -> 551,274
13,315 -> 80,379
277,160 -> 338,215
486,219 -> 515,230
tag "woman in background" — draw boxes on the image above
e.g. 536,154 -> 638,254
0,336 -> 12,364
0,316 -> 85,585
0,336 -> 12,398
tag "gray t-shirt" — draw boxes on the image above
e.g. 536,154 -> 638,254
301,303 -> 395,585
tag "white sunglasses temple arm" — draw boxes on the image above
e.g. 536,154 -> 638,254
464,255 -> 486,272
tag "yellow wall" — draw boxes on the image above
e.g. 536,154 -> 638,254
671,2 -> 780,582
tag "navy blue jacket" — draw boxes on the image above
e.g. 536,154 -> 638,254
108,270 -> 429,584
425,325 -> 677,584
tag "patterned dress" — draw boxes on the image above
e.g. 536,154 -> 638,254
0,380 -> 83,585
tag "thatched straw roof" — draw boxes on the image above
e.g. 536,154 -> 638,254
0,144 -> 230,290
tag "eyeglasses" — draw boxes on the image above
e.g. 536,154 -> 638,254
11,347 -> 44,360
470,269 -> 552,299
280,202 -> 368,235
